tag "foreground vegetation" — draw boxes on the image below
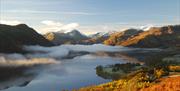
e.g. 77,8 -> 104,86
141,76 -> 180,91
78,65 -> 179,91
77,54 -> 180,91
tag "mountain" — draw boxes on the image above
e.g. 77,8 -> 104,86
118,25 -> 180,48
89,32 -> 104,38
44,29 -> 88,45
0,24 -> 54,53
89,31 -> 115,38
66,30 -> 88,40
78,31 -> 116,44
104,28 -> 143,45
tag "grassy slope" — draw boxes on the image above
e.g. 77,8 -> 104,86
141,76 -> 180,91
78,75 -> 180,91
78,65 -> 180,91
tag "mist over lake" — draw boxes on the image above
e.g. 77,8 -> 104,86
0,0 -> 179,90
0,44 -> 163,91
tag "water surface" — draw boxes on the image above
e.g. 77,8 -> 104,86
0,44 -> 163,91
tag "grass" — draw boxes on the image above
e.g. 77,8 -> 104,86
77,56 -> 180,91
140,76 -> 180,91
73,51 -> 180,91
78,66 -> 180,91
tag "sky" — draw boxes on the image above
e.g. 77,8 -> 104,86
0,0 -> 180,34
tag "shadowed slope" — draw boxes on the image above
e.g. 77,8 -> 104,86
0,24 -> 54,53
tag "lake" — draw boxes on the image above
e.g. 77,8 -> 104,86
0,44 -> 164,91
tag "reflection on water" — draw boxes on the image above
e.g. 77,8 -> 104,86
93,52 -> 143,64
0,44 -> 178,91
0,66 -> 36,90
2,55 -> 128,91
94,49 -> 180,80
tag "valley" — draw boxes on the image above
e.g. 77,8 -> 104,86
0,23 -> 179,91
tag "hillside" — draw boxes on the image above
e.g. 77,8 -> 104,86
141,76 -> 180,91
119,25 -> 180,48
44,30 -> 88,45
80,36 -> 109,45
79,62 -> 180,91
79,75 -> 180,91
44,25 -> 180,47
104,29 -> 143,45
78,50 -> 180,91
80,32 -> 114,44
0,24 -> 54,53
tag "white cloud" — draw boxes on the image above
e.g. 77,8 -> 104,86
38,20 -> 79,34
60,23 -> 79,31
78,25 -> 128,35
0,20 -> 22,25
41,20 -> 63,26
5,10 -> 96,15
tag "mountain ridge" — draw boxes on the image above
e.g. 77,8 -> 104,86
104,28 -> 143,45
119,25 -> 180,48
0,24 -> 54,53
44,29 -> 88,45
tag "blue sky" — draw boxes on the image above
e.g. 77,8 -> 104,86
0,0 -> 180,34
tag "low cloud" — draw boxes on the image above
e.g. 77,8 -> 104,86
0,53 -> 59,67
0,44 -> 128,67
0,20 -> 22,25
0,58 -> 58,67
23,44 -> 127,59
39,20 -> 79,34
0,44 -> 126,67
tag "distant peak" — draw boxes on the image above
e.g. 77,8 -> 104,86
16,24 -> 29,28
89,31 -> 116,38
67,29 -> 81,34
70,29 -> 80,33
